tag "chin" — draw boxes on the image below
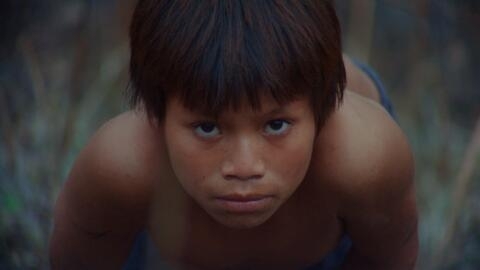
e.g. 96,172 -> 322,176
210,211 -> 276,230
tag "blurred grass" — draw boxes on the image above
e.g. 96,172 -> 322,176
1,0 -> 479,269
0,1 -> 132,269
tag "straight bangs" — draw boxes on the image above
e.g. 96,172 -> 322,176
129,0 -> 345,126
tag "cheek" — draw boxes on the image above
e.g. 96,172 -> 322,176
164,127 -> 217,190
284,143 -> 314,178
270,131 -> 315,182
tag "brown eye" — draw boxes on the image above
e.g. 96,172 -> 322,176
194,122 -> 220,138
264,120 -> 291,135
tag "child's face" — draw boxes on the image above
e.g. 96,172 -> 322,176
164,95 -> 316,229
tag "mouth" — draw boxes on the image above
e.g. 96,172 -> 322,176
214,194 -> 273,213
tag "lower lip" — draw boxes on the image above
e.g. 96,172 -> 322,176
215,197 -> 273,213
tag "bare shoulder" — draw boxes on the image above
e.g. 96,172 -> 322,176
347,91 -> 414,205
311,91 -> 418,267
312,90 -> 415,210
50,110 -> 169,268
59,110 -> 166,232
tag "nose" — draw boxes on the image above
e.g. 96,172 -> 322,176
221,137 -> 265,181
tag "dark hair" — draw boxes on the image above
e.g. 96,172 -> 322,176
128,0 -> 345,129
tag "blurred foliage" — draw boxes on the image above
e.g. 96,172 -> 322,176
1,0 -> 133,269
0,0 -> 479,269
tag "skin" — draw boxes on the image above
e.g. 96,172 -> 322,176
50,60 -> 418,269
163,96 -> 316,230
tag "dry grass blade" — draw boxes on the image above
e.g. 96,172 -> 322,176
430,116 -> 480,269
345,1 -> 376,63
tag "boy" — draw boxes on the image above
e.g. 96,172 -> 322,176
50,1 -> 418,269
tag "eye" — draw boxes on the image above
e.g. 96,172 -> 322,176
264,119 -> 291,136
194,122 -> 220,138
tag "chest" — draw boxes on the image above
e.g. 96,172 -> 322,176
147,196 -> 343,269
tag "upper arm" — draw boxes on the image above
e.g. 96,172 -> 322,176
49,115 -> 153,269
339,111 -> 419,269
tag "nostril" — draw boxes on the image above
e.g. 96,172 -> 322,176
221,161 -> 265,181
221,150 -> 266,180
